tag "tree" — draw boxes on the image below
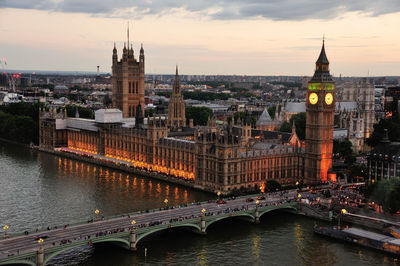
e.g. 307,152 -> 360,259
279,112 -> 306,140
185,106 -> 213,126
265,180 -> 282,191
66,105 -> 94,119
145,108 -> 156,117
0,102 -> 43,145
364,178 -> 400,214
366,116 -> 400,147
333,139 -> 355,164
268,106 -> 276,120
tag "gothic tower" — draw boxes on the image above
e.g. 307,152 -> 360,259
112,25 -> 145,118
305,41 -> 335,183
167,66 -> 186,131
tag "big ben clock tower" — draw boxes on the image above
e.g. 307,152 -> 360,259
305,40 -> 335,183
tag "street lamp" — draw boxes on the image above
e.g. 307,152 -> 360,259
3,225 -> 9,239
131,220 -> 136,230
38,238 -> 44,248
94,209 -> 100,221
202,208 -> 206,215
164,198 -> 169,209
217,191 -> 221,199
256,200 -> 259,206
338,209 -> 347,229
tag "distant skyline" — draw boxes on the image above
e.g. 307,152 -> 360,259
1,1 -> 400,76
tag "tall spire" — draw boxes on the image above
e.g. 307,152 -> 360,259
316,38 -> 329,65
173,65 -> 180,94
127,21 -> 130,49
310,39 -> 332,82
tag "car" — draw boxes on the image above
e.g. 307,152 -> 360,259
34,235 -> 49,240
257,196 -> 265,200
216,199 -> 227,204
245,198 -> 254,202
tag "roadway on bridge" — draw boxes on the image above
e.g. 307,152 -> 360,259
0,191 -> 297,259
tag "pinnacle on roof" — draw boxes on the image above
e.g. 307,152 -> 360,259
173,66 -> 181,94
256,108 -> 272,125
316,40 -> 329,65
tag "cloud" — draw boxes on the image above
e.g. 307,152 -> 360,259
1,0 -> 400,21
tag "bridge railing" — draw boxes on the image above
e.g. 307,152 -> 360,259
0,250 -> 37,265
5,190 -> 297,239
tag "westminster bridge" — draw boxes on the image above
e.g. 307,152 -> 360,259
0,193 -> 299,266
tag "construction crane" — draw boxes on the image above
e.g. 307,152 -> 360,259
0,57 -> 17,92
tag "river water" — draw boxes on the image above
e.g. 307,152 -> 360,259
0,142 -> 397,265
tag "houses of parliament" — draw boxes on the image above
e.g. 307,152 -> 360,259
39,37 -> 336,194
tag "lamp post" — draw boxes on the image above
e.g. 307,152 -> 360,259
338,209 -> 347,229
38,238 -> 44,248
255,200 -> 260,223
201,208 -> 206,234
37,238 -> 44,266
164,199 -> 169,209
3,225 -> 9,239
217,191 -> 221,200
94,209 -> 100,221
130,220 -> 137,251
131,220 -> 136,230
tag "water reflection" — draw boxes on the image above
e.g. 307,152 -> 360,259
0,142 -> 212,233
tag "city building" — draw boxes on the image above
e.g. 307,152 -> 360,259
167,66 -> 186,131
304,40 -> 335,183
367,129 -> 400,181
111,27 -> 145,119
335,78 -> 375,152
39,41 -> 335,193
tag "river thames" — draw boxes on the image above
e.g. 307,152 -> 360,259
0,142 -> 396,265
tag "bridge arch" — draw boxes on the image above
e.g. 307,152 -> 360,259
44,238 -> 130,265
205,213 -> 255,231
136,224 -> 201,245
0,260 -> 36,266
259,206 -> 297,219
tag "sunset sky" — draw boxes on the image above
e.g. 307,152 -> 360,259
0,0 -> 399,76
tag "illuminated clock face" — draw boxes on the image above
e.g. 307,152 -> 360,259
325,93 -> 333,105
309,92 -> 318,105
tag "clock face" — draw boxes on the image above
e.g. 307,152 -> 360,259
325,93 -> 333,105
309,92 -> 318,105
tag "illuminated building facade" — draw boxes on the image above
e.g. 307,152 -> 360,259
304,40 -> 335,183
39,42 -> 335,193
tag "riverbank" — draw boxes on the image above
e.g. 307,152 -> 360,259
0,137 -> 31,148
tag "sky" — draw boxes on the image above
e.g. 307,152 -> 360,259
0,0 -> 400,76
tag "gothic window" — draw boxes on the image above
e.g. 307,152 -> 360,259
136,81 -> 139,93
129,82 -> 131,93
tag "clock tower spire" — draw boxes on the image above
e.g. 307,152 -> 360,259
304,40 -> 335,183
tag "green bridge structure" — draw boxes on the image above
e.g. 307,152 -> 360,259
0,198 -> 299,266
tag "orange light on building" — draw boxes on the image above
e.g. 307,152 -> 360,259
328,173 -> 337,183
